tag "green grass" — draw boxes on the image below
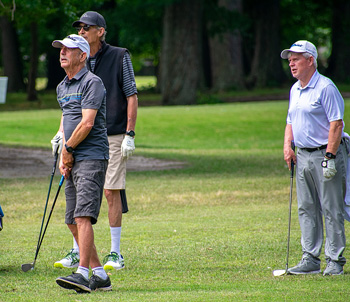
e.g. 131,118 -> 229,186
1,101 -> 350,301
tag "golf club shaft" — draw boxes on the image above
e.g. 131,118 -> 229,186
35,175 -> 65,262
32,151 -> 58,264
285,141 -> 295,272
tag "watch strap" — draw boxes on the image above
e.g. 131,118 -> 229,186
325,152 -> 336,159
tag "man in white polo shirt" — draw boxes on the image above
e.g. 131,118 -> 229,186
282,40 -> 349,276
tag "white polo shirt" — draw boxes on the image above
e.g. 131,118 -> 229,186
286,70 -> 345,148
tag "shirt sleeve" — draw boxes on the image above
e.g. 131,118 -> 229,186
82,77 -> 106,110
122,52 -> 138,97
321,84 -> 344,122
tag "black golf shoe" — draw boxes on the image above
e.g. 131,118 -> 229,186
89,274 -> 112,291
56,272 -> 91,293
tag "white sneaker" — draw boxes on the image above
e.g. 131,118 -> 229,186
54,249 -> 80,268
103,252 -> 125,271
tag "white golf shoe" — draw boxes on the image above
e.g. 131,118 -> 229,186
54,249 -> 80,268
103,252 -> 125,271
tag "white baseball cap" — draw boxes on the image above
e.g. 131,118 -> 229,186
280,40 -> 318,60
52,34 -> 90,59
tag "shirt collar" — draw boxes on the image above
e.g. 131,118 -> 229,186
64,66 -> 88,83
297,70 -> 319,90
90,41 -> 106,60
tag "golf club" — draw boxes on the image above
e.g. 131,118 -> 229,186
34,151 -> 58,256
21,175 -> 64,272
273,141 -> 295,277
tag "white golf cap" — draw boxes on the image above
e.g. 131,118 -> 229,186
52,34 -> 90,59
280,40 -> 318,60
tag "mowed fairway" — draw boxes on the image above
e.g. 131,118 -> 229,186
1,100 -> 350,301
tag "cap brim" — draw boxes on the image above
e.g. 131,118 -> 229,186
280,49 -> 305,59
72,19 -> 95,27
52,39 -> 78,49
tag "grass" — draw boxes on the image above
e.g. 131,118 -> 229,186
1,100 -> 350,301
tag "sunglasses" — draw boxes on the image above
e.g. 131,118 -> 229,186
75,25 -> 95,32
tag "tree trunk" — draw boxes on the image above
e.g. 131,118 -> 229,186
159,0 -> 203,105
0,16 -> 26,92
326,0 -> 350,83
247,0 -> 286,88
27,22 -> 38,101
209,0 -> 245,91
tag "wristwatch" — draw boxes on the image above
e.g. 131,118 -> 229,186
126,130 -> 135,137
325,152 -> 336,159
65,144 -> 74,153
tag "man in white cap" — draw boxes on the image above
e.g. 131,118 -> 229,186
282,40 -> 349,275
52,34 -> 111,292
52,11 -> 138,272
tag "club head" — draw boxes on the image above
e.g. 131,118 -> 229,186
21,263 -> 34,272
272,269 -> 287,276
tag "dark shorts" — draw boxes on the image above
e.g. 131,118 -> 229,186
65,160 -> 108,225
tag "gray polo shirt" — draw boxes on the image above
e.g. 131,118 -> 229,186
57,66 -> 109,161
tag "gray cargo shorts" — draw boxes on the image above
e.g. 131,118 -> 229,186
65,160 -> 108,225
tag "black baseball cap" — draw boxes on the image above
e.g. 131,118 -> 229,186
72,11 -> 106,28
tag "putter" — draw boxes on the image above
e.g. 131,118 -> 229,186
21,175 -> 64,272
273,142 -> 295,277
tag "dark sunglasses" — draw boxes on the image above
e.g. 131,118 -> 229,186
75,25 -> 95,32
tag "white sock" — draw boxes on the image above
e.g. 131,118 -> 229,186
92,266 -> 108,280
73,237 -> 79,254
110,227 -> 121,255
76,266 -> 89,280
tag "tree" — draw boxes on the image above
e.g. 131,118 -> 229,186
326,0 -> 350,83
245,0 -> 286,88
159,0 -> 204,105
0,15 -> 25,92
27,21 -> 38,100
207,0 -> 245,91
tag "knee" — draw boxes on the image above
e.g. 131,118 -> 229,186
104,189 -> 120,203
75,216 -> 91,226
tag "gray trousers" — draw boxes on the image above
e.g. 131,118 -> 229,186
296,143 -> 347,265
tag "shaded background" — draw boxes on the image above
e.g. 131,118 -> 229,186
0,0 -> 349,105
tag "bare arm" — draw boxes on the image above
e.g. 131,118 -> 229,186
126,94 -> 138,132
65,108 -> 97,148
326,119 -> 343,156
283,124 -> 296,170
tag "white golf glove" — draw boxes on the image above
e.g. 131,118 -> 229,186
321,157 -> 337,178
121,135 -> 135,159
51,131 -> 63,156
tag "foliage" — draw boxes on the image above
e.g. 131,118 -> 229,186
280,0 -> 333,70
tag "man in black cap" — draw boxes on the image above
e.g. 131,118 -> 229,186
52,11 -> 138,273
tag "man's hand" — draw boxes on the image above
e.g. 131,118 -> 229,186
121,135 -> 135,159
51,131 -> 63,156
59,149 -> 74,179
322,157 -> 337,178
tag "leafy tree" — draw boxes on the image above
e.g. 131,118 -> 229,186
326,0 -> 350,83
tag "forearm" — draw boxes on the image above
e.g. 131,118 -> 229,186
126,94 -> 138,131
65,109 -> 97,149
326,120 -> 343,155
65,122 -> 93,149
284,124 -> 294,153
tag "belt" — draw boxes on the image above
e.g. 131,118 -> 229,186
300,144 -> 327,152
300,139 -> 344,152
